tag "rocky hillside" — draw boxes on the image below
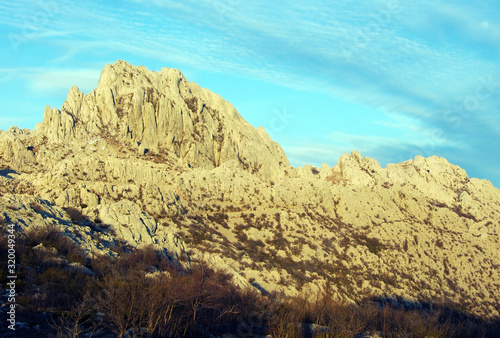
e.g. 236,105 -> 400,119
1,60 -> 500,322
36,60 -> 288,181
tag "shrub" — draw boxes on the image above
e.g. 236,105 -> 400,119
35,266 -> 93,309
64,207 -> 86,223
353,233 -> 385,255
93,257 -> 265,337
30,202 -> 45,213
4,227 -> 499,337
184,97 -> 198,114
24,225 -> 87,265
266,233 -> 289,251
451,205 -> 478,222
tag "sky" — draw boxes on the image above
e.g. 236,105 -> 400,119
0,0 -> 499,187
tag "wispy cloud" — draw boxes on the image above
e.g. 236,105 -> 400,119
29,68 -> 101,95
285,144 -> 348,168
0,66 -> 100,96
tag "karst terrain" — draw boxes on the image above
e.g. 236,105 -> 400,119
1,60 -> 500,336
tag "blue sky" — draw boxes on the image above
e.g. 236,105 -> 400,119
1,0 -> 499,187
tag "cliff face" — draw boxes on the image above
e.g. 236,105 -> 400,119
1,61 -> 500,320
35,60 -> 289,181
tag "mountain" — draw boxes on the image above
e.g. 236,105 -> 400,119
36,60 -> 288,181
1,60 -> 500,333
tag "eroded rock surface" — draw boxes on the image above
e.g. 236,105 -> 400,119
1,61 -> 500,320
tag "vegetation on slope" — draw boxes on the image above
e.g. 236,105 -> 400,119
1,223 -> 499,337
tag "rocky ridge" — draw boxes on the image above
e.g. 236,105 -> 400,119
1,60 -> 500,320
35,60 -> 289,181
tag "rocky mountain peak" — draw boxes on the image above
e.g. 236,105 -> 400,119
35,60 -> 289,181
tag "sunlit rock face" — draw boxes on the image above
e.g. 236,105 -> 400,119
1,61 -> 500,320
35,60 -> 289,182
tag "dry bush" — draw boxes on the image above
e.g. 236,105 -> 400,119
376,304 -> 453,337
451,205 -> 478,222
95,270 -> 153,336
5,227 -> 498,337
352,233 -> 385,255
64,207 -> 86,223
24,225 -> 87,265
184,97 -> 199,114
93,253 -> 265,337
50,291 -> 98,338
266,232 -> 289,251
34,266 -> 93,310
264,286 -> 494,338
267,296 -> 306,337
326,171 -> 346,185
0,225 -> 95,336
23,226 -> 90,283
30,201 -> 45,213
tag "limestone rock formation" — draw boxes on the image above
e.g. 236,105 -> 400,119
1,61 -> 500,321
35,60 -> 289,181
0,127 -> 36,171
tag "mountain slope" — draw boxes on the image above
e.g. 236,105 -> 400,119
1,61 -> 500,321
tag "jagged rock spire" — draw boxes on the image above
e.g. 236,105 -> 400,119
35,60 -> 290,181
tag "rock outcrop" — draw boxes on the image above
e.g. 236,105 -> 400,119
1,61 -> 500,321
35,60 -> 289,181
